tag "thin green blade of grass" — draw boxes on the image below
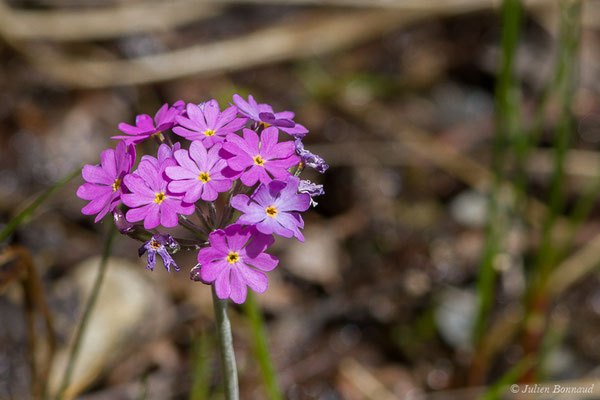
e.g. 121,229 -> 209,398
243,291 -> 283,400
473,0 -> 522,345
552,168 -> 600,264
520,0 -> 581,383
527,0 -> 581,303
190,332 -> 215,400
55,223 -> 117,400
135,373 -> 150,400
0,166 -> 82,243
480,355 -> 536,400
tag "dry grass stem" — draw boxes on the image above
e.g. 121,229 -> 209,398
0,0 -> 220,41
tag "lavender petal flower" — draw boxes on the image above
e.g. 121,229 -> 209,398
165,141 -> 233,202
173,100 -> 247,148
231,176 -> 310,242
233,94 -> 303,132
139,234 -> 180,272
295,138 -> 329,173
220,127 -> 299,186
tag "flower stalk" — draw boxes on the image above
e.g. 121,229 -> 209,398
211,286 -> 239,400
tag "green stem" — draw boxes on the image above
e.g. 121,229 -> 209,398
243,292 -> 283,400
473,0 -> 522,345
528,0 -> 581,299
55,224 -> 116,399
211,286 -> 239,400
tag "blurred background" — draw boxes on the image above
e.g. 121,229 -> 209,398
2,0 -> 600,399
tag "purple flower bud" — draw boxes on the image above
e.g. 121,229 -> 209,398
113,209 -> 134,233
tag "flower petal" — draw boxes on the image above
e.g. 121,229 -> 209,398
229,268 -> 248,304
237,264 -> 268,294
214,268 -> 232,300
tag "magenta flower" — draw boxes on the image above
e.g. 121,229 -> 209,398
173,100 -> 247,148
192,224 -> 278,304
165,141 -> 232,202
77,141 -> 136,223
221,127 -> 299,186
111,102 -> 183,145
231,176 -> 310,241
122,159 -> 194,229
232,94 -> 308,138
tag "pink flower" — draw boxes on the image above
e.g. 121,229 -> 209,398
76,141 -> 136,222
141,142 -> 180,168
121,159 -> 194,229
192,224 -> 278,304
221,127 -> 299,186
165,141 -> 233,202
173,100 -> 247,148
111,102 -> 183,145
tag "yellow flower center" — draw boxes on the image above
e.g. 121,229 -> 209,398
254,155 -> 265,166
227,252 -> 240,264
112,178 -> 122,192
203,129 -> 215,137
150,240 -> 161,249
198,172 -> 211,182
260,122 -> 271,129
266,206 -> 278,217
154,192 -> 166,204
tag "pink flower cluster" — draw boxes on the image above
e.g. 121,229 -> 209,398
77,95 -> 326,303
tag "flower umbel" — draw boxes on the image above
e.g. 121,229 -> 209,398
79,93 -> 325,304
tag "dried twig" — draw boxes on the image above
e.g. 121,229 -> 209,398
0,246 -> 57,399
0,0 -> 220,41
26,10 -> 409,88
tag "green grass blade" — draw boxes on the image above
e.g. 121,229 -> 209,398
480,355 -> 536,400
529,0 -> 581,297
243,291 -> 283,400
189,332 -> 215,400
473,0 -> 522,345
0,166 -> 82,243
55,224 -> 117,400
